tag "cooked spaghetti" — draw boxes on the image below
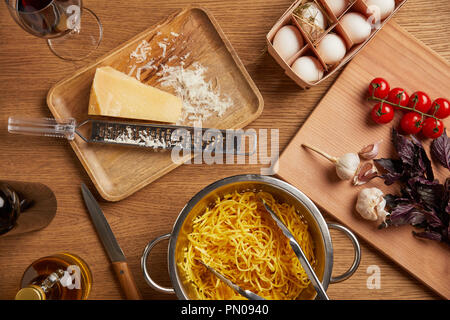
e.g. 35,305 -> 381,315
178,191 -> 316,300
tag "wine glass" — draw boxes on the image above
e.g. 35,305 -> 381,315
4,0 -> 103,60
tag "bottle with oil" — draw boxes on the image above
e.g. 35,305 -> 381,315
15,253 -> 93,300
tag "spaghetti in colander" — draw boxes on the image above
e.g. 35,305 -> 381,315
178,191 -> 316,300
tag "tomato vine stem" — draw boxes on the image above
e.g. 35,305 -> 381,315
367,95 -> 441,131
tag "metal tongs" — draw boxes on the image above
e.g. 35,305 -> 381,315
200,198 -> 330,301
199,261 -> 265,300
260,198 -> 330,300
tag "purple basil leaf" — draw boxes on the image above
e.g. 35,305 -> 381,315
392,129 -> 416,167
407,176 -> 443,210
374,158 -> 404,185
388,204 -> 425,226
421,209 -> 445,228
410,134 -> 434,181
412,230 -> 442,242
445,178 -> 450,215
431,129 -> 450,170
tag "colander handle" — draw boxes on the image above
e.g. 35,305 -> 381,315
141,233 -> 175,294
328,223 -> 361,283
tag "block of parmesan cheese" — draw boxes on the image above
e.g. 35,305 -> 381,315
88,66 -> 182,123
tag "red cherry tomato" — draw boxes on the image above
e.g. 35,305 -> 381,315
368,78 -> 390,99
430,98 -> 450,119
408,91 -> 432,113
387,88 -> 409,110
400,112 -> 423,135
421,118 -> 444,139
371,103 -> 395,124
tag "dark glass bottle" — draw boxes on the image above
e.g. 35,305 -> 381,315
0,183 -> 22,235
0,181 -> 56,237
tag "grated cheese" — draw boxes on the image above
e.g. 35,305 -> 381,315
158,42 -> 167,58
158,62 -> 233,124
126,31 -> 233,125
130,40 -> 151,63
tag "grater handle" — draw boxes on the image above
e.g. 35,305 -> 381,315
8,117 -> 77,140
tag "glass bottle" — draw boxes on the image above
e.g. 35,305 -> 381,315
0,181 -> 56,237
15,253 -> 93,300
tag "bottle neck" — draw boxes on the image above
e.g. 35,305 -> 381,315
15,269 -> 65,300
39,269 -> 65,293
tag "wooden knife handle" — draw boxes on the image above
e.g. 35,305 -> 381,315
112,261 -> 143,300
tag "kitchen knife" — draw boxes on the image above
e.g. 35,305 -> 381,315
81,183 -> 142,300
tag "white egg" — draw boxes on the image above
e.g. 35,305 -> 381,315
316,33 -> 347,65
296,2 -> 327,40
291,56 -> 324,83
340,12 -> 372,44
365,0 -> 395,21
324,0 -> 348,17
272,25 -> 304,61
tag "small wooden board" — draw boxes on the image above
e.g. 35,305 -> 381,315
47,7 -> 264,202
276,21 -> 450,299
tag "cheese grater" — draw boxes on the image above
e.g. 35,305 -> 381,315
8,117 -> 256,155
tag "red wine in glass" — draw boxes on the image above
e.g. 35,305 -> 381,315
18,0 -> 53,11
5,0 -> 102,60
6,0 -> 82,38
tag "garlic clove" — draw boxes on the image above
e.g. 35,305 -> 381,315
353,162 -> 379,186
358,140 -> 382,160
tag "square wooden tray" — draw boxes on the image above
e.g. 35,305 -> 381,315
47,7 -> 264,202
276,21 -> 450,298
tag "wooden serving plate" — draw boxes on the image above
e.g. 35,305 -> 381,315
47,7 -> 264,202
276,21 -> 450,298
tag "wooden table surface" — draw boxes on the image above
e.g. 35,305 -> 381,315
0,0 -> 448,300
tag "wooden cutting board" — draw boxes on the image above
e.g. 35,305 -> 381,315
276,21 -> 450,299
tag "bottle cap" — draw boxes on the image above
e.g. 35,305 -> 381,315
15,285 -> 46,300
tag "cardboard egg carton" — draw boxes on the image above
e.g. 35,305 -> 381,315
266,0 -> 407,89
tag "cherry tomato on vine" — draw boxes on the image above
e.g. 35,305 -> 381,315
371,103 -> 395,124
387,88 -> 409,110
430,98 -> 450,119
368,78 -> 390,99
408,91 -> 432,113
421,118 -> 444,139
400,112 -> 423,135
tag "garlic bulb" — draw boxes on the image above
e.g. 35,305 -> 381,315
355,188 -> 388,222
336,153 -> 360,180
302,143 -> 360,180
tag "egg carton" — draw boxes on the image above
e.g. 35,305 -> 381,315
266,0 -> 407,89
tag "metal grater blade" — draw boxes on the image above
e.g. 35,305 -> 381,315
85,120 -> 254,155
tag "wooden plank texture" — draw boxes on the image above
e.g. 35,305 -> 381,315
0,0 -> 449,300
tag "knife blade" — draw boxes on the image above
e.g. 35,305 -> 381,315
260,199 -> 330,300
81,183 -> 142,300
